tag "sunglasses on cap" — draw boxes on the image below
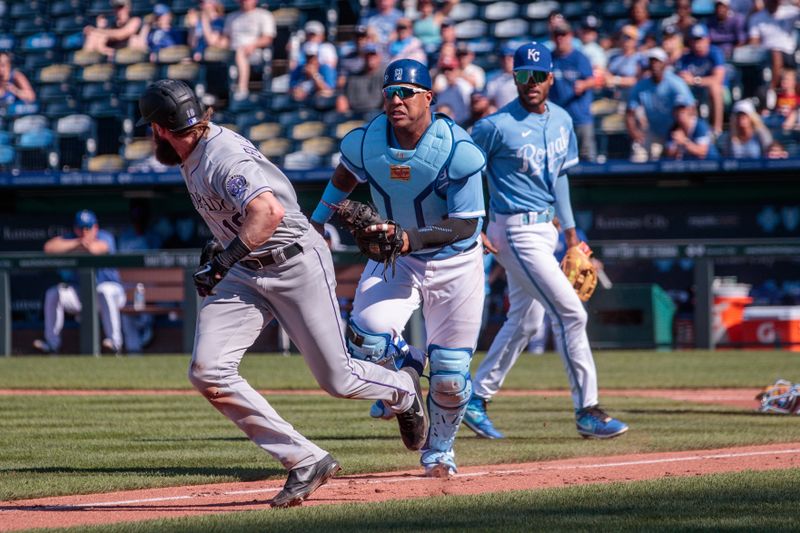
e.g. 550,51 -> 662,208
383,86 -> 429,100
514,70 -> 549,84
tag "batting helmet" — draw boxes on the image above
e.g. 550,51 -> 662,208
383,59 -> 433,90
136,79 -> 203,132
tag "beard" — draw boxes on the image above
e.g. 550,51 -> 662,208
153,131 -> 183,166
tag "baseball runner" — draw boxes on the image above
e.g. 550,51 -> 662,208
137,79 -> 428,508
309,59 -> 487,478
468,43 -> 628,440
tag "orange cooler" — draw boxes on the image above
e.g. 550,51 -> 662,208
740,306 -> 800,351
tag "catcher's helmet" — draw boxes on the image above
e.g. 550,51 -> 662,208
383,59 -> 433,90
136,79 -> 203,132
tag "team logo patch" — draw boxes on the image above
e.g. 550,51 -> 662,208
389,165 -> 411,181
226,175 -> 248,200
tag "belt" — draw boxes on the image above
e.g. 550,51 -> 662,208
239,242 -> 303,270
490,206 -> 555,226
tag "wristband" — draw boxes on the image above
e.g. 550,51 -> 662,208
214,236 -> 252,270
311,181 -> 350,224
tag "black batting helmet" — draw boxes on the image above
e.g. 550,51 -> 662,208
136,79 -> 203,132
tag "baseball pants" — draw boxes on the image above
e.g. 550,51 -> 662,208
43,281 -> 126,352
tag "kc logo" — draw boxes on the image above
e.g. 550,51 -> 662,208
528,49 -> 540,61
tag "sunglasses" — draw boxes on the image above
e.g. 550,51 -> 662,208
383,86 -> 428,100
514,70 -> 549,84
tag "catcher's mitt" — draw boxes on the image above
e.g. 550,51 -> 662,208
560,242 -> 598,302
755,379 -> 800,414
332,200 -> 405,277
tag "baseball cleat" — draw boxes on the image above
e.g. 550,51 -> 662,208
396,366 -> 429,451
575,405 -> 629,439
270,454 -> 341,508
32,339 -> 56,354
463,395 -> 504,439
369,399 -> 395,420
421,450 -> 457,478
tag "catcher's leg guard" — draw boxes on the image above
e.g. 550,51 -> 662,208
425,345 -> 473,453
345,320 -> 396,367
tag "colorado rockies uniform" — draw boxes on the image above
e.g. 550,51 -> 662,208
467,42 -> 627,440
183,122 -> 420,471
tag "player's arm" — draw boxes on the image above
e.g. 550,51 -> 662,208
44,236 -> 85,254
309,164 -> 359,234
404,217 -> 479,252
238,190 -> 285,249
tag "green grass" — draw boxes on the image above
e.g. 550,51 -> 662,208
45,469 -> 800,533
1,350 -> 799,390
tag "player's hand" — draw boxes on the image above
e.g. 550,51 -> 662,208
481,232 -> 498,254
362,222 -> 409,253
193,259 -> 228,297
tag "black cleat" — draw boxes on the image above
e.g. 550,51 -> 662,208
396,366 -> 429,451
270,454 -> 341,508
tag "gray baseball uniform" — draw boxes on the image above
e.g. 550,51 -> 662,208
185,123 -> 418,471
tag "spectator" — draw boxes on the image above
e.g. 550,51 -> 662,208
485,44 -> 516,108
662,24 -> 685,67
0,52 -> 35,106
33,210 -> 126,355
186,0 -> 226,62
336,44 -> 384,114
360,0 -> 404,48
718,98 -> 773,158
765,68 -> 800,131
434,56 -> 470,124
544,11 -> 583,51
664,102 -> 719,159
388,18 -> 427,64
626,47 -> 696,161
138,4 -> 185,60
660,0 -> 697,40
219,0 -> 277,100
708,0 -> 747,60
578,15 -> 608,71
550,20 -> 597,162
677,24 -> 727,136
413,0 -> 458,48
439,18 -> 457,48
464,90 -> 495,130
456,43 -> 485,90
298,20 -> 338,70
618,0 -> 656,48
748,0 -> 800,89
338,25 -> 375,83
289,42 -> 336,108
82,0 -> 142,58
606,25 -> 643,97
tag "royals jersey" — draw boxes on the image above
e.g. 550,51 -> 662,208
339,113 -> 486,260
471,99 -> 579,215
180,123 -> 308,251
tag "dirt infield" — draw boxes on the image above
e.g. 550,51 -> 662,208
0,387 -> 774,531
2,442 -> 799,532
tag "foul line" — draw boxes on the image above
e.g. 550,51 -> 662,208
30,447 -> 800,510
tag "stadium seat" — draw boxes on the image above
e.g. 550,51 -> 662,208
0,33 -> 15,51
591,97 -> 622,117
525,1 -> 560,20
258,138 -> 292,158
491,20 -> 530,40
164,62 -> 200,82
12,115 -> 49,136
71,50 -> 105,67
601,2 -> 629,19
56,114 -> 94,170
483,2 -> 519,21
37,64 -> 73,85
9,2 -> 39,20
16,128 -> 55,171
121,62 -> 158,82
123,138 -> 153,161
530,20 -> 550,39
55,15 -> 88,35
0,131 -> 12,145
333,119 -> 366,139
87,0 -> 112,16
50,0 -> 84,17
247,122 -> 283,142
39,82 -> 71,103
61,31 -> 85,51
79,63 -> 114,83
283,150 -> 321,170
114,47 -> 148,66
0,145 -> 15,170
272,8 -> 301,27
86,154 -> 124,172
449,2 -> 479,21
455,20 -> 487,40
300,136 -> 335,157
157,45 -> 191,64
5,101 -> 40,118
202,46 -> 233,63
170,0 -> 195,15
14,19 -> 49,38
287,121 -> 325,141
43,100 -> 80,120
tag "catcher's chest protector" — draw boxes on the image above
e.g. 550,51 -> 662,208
361,115 -> 453,229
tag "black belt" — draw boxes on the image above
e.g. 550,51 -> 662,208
239,243 -> 303,270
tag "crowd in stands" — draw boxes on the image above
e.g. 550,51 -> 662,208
2,0 -> 800,172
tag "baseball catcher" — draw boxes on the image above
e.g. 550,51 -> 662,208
560,242 -> 598,302
331,200 -> 406,277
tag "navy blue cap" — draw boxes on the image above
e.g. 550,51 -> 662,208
75,209 -> 98,229
383,58 -> 433,90
513,42 -> 553,73
689,23 -> 709,39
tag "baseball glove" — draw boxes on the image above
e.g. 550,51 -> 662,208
193,239 -> 226,297
560,242 -> 598,302
755,379 -> 800,414
332,200 -> 405,277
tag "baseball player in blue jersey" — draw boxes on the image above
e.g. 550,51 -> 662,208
137,79 -> 428,508
468,43 -> 628,440
310,59 -> 487,477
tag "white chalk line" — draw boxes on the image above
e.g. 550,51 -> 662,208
5,447 -> 798,512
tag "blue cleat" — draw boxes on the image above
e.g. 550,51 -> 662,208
575,405 -> 629,439
369,399 -> 395,420
462,395 -> 504,439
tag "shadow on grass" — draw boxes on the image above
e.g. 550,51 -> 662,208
0,466 -> 283,480
623,408 -> 764,416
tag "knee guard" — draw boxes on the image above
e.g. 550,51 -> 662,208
426,346 -> 473,453
346,320 -> 405,369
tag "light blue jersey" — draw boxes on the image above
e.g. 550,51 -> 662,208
340,113 -> 486,260
471,99 -> 579,216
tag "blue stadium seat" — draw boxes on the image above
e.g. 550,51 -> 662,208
39,84 -> 73,104
0,131 -> 12,145
55,15 -> 89,35
16,128 -> 56,170
12,18 -> 47,37
56,114 -> 95,170
0,33 -> 15,51
525,1 -> 560,20
455,20 -> 487,40
483,2 -> 519,21
449,2 -> 479,22
9,2 -> 40,19
62,31 -> 85,51
43,99 -> 80,120
6,101 -> 41,118
50,0 -> 85,18
491,19 -> 530,40
80,81 -> 115,101
0,145 -> 15,169
21,32 -> 57,52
